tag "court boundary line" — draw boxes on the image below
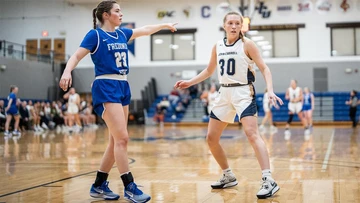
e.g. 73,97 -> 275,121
0,158 -> 135,198
321,129 -> 335,172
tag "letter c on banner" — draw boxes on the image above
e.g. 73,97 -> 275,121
201,5 -> 211,18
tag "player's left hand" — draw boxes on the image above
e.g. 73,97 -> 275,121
174,80 -> 191,89
268,91 -> 283,107
167,23 -> 178,32
59,71 -> 72,92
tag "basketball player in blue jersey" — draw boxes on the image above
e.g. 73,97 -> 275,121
302,87 -> 315,130
174,11 -> 283,199
59,1 -> 177,202
4,85 -> 21,137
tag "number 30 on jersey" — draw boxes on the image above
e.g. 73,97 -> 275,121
219,58 -> 235,76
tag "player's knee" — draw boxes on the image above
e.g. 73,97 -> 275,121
113,134 -> 129,147
244,129 -> 258,143
206,133 -> 220,146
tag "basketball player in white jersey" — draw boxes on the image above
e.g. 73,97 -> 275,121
63,87 -> 82,131
175,11 -> 283,199
284,80 -> 309,140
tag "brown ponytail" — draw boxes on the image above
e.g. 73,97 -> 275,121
93,0 -> 117,29
239,31 -> 244,42
92,8 -> 97,29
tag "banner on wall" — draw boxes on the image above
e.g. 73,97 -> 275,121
316,0 -> 332,14
298,0 -> 313,12
338,0 -> 352,12
157,10 -> 176,19
277,0 -> 292,16
120,23 -> 135,56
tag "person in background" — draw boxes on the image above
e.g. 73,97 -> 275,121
4,85 -> 21,137
302,87 -> 315,130
259,88 -> 278,132
346,90 -> 359,128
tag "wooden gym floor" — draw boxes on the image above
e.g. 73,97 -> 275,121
0,124 -> 359,203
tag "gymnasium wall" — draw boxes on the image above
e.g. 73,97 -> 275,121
1,0 -> 360,66
0,57 -> 58,100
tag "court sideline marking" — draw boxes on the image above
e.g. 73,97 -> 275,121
321,129 -> 335,172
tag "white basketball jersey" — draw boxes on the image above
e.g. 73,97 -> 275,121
288,87 -> 301,101
216,38 -> 255,84
69,93 -> 79,105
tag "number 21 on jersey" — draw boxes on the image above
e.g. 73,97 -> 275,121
115,52 -> 127,68
219,58 -> 235,76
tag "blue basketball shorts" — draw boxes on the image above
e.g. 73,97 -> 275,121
6,107 -> 19,116
91,78 -> 131,118
302,104 -> 312,111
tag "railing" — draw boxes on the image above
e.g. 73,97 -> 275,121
0,40 -> 70,64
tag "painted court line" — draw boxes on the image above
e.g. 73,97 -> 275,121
321,129 -> 335,172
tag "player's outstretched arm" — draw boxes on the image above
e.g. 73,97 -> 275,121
174,45 -> 217,89
130,23 -> 178,41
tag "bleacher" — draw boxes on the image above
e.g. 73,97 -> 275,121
146,95 -> 184,123
145,92 -> 360,123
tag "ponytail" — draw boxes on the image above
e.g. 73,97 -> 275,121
92,8 -> 97,29
239,31 -> 244,42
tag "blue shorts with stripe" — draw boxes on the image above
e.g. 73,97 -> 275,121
91,79 -> 131,117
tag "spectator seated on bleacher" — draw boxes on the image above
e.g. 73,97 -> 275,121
175,102 -> 185,114
189,84 -> 199,99
179,89 -> 191,108
153,105 -> 164,125
168,88 -> 180,107
19,101 -> 31,131
159,97 -> 170,112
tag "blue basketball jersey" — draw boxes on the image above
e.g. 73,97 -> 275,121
303,93 -> 312,105
80,28 -> 133,77
7,93 -> 17,109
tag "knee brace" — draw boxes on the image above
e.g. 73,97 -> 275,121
287,114 -> 294,124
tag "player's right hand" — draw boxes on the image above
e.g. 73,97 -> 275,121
174,80 -> 191,89
59,71 -> 72,91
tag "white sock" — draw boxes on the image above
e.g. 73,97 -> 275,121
223,168 -> 234,176
120,171 -> 130,176
262,169 -> 272,179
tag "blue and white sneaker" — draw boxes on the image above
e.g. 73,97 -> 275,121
124,182 -> 151,203
4,131 -> 12,137
90,181 -> 120,200
12,130 -> 21,136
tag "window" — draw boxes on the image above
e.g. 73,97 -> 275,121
246,24 -> 303,58
151,29 -> 196,61
327,22 -> 360,56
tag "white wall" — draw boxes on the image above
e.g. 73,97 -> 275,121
1,0 -> 360,69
